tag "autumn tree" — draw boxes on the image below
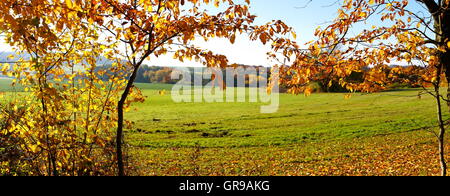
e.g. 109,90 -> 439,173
90,0 -> 294,176
279,0 -> 449,175
0,0 -> 294,176
0,0 -> 134,176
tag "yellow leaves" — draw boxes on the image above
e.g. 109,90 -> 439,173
291,31 -> 297,40
0,0 -> 299,175
304,87 -> 313,97
310,43 -> 321,56
428,55 -> 438,66
359,12 -> 368,18
142,0 -> 153,12
65,0 -> 73,9
430,76 -> 438,83
447,41 -> 450,49
29,145 -> 39,153
65,0 -> 82,18
369,0 -> 375,5
1,63 -> 10,75
214,0 -> 220,8
344,94 -> 352,100
403,53 -> 412,62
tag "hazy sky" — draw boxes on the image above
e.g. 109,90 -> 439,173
0,0 -> 428,67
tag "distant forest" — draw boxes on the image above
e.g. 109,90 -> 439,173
135,65 -> 270,86
135,65 -> 177,84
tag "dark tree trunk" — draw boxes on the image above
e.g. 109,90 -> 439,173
442,50 -> 449,177
440,2 -> 450,109
439,128 -> 447,176
445,50 -> 450,110
116,66 -> 140,176
440,29 -> 449,177
435,84 -> 448,176
437,4 -> 449,177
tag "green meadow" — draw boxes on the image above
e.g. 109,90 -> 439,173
1,79 -> 448,175
125,84 -> 449,176
127,87 -> 445,148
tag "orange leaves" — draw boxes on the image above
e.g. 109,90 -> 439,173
304,87 -> 313,97
230,34 -> 236,44
259,33 -> 269,45
278,0 -> 443,96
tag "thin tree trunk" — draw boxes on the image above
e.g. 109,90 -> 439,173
116,66 -> 140,176
444,50 -> 450,112
439,128 -> 447,176
447,84 -> 450,111
434,84 -> 447,176
441,40 -> 449,176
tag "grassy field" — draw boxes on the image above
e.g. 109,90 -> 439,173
126,84 -> 449,176
127,88 -> 447,148
0,78 -> 22,92
1,79 -> 449,175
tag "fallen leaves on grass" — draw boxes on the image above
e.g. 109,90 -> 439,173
129,131 -> 448,176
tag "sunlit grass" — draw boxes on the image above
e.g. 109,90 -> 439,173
2,78 -> 448,175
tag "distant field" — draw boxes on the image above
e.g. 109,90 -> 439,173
0,78 -> 22,92
0,78 -> 170,92
135,83 -> 174,91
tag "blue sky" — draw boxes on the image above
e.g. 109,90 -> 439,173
250,0 -> 341,43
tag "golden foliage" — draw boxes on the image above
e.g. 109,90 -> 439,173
0,0 -> 295,175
